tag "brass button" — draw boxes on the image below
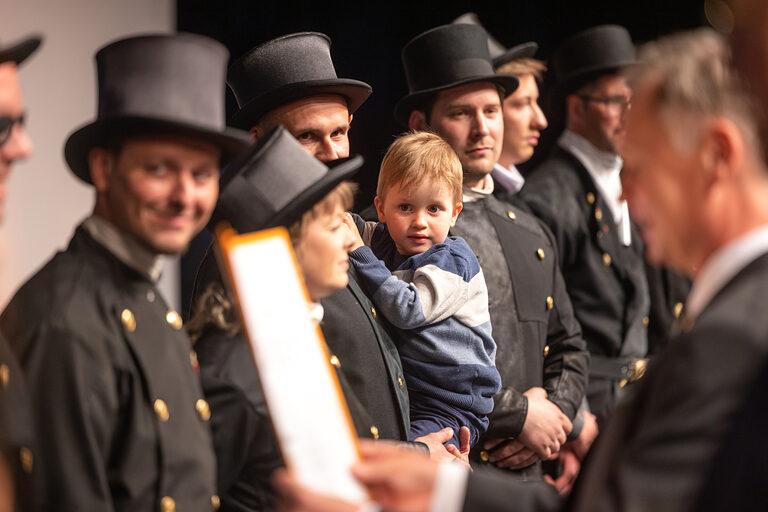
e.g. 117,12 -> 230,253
154,399 -> 169,422
370,306 -> 377,319
619,379 -> 628,388
595,207 -> 603,222
546,296 -> 554,310
537,248 -> 545,260
506,210 -> 517,221
602,253 -> 612,266
586,192 -> 596,205
196,398 -> 211,421
370,425 -> 379,439
189,350 -> 199,370
673,302 -> 684,319
329,355 -> 341,369
19,446 -> 33,474
166,310 -> 183,330
0,364 -> 9,389
211,495 -> 221,510
161,496 -> 176,512
543,345 -> 550,357
121,309 -> 136,332
398,376 -> 404,388
480,450 -> 489,462
642,316 -> 650,328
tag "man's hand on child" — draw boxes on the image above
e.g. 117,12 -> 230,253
445,426 -> 472,470
341,212 -> 365,251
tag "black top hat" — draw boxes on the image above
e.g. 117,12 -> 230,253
227,32 -> 372,130
451,13 -> 538,69
0,35 -> 42,66
64,33 -> 251,184
551,25 -> 635,104
394,24 -> 519,126
210,125 -> 362,234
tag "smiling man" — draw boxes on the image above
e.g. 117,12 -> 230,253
397,23 -> 588,483
0,34 -> 250,511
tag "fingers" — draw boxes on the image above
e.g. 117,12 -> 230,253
414,427 -> 454,445
553,450 -> 580,495
482,437 -> 507,451
498,450 -> 540,470
458,426 -> 471,454
487,439 -> 526,462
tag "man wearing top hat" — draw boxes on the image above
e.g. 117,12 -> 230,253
189,31 -> 423,511
0,33 -> 41,512
395,23 -> 589,481
0,33 -> 251,511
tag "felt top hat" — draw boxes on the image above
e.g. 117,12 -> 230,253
64,33 -> 251,184
226,32 -> 372,130
210,125 -> 362,234
452,13 -> 538,69
394,23 -> 519,126
551,24 -> 635,105
0,34 -> 42,66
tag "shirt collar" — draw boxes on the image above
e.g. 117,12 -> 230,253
83,215 -> 165,282
686,224 -> 768,320
462,174 -> 495,203
308,302 -> 325,323
491,163 -> 525,195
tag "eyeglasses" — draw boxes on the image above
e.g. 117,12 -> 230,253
578,95 -> 632,115
0,113 -> 26,146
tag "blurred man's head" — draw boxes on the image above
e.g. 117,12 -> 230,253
621,29 -> 766,275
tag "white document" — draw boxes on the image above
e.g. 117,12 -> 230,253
218,226 -> 368,504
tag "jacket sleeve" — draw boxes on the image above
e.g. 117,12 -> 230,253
541,224 -> 590,423
348,246 -> 469,329
486,387 -> 528,438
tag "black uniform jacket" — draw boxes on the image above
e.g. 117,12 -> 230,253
451,194 -> 589,463
570,251 -> 768,511
522,148 -> 649,422
191,249 -> 410,511
0,334 -> 36,512
0,226 -> 218,511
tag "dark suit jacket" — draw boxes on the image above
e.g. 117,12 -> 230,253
522,148 -> 650,422
570,251 -> 768,511
0,226 -> 218,511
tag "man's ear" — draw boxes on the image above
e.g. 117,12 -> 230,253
88,148 -> 114,193
374,195 -> 386,223
408,110 -> 428,132
348,113 -> 354,126
700,118 -> 744,184
565,94 -> 584,126
250,124 -> 264,143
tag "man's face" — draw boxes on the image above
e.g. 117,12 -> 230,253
91,137 -> 220,255
294,201 -> 354,301
501,73 -> 547,165
257,94 -> 352,162
375,180 -> 461,256
574,74 -> 632,154
427,82 -> 504,183
621,84 -> 705,273
0,62 -> 33,223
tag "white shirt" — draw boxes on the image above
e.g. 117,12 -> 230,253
462,174 -> 495,203
558,130 -> 632,246
686,224 -> 768,320
491,163 -> 525,196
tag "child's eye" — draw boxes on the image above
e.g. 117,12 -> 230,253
398,204 -> 412,212
427,205 -> 441,213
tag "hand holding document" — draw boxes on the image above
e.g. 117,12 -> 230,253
216,224 -> 368,504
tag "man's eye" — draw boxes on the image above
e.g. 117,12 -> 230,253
331,128 -> 346,138
146,164 -> 167,176
296,132 -> 314,141
193,169 -> 217,182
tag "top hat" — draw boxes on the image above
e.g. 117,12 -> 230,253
451,13 -> 538,69
64,33 -> 251,184
210,125 -> 362,234
227,32 -> 372,130
394,24 -> 519,126
551,25 -> 635,104
0,35 -> 42,66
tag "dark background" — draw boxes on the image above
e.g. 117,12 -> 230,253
177,0 -> 708,316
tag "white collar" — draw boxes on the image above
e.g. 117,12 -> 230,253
686,224 -> 768,320
308,302 -> 325,323
491,162 -> 525,195
462,174 -> 495,203
83,215 -> 165,282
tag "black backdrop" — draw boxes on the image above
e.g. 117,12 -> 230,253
177,0 -> 706,316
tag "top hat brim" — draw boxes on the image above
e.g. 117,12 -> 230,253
0,35 -> 42,66
64,116 -> 252,184
393,74 -> 518,126
228,79 -> 372,130
492,42 -> 539,69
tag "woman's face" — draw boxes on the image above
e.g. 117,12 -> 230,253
293,202 -> 355,301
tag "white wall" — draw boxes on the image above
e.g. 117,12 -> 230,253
0,0 -> 180,309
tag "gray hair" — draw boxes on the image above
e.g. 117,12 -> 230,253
630,28 -> 762,158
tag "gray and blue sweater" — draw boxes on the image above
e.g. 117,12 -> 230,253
349,222 -> 501,446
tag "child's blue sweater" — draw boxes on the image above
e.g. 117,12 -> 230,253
349,222 -> 501,443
